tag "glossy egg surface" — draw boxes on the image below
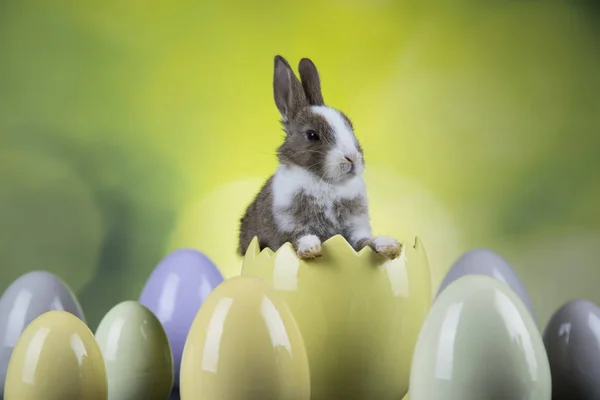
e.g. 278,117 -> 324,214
180,275 -> 310,400
410,275 -> 551,400
543,299 -> 600,399
4,310 -> 107,400
95,300 -> 173,400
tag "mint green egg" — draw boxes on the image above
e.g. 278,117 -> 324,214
95,300 -> 174,400
410,275 -> 551,400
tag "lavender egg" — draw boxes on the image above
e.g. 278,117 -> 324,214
139,249 -> 224,390
437,248 -> 536,322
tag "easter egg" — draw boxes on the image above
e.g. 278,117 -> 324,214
180,275 -> 310,400
437,248 -> 536,321
3,310 -> 107,400
241,234 -> 431,400
139,249 -> 223,389
0,270 -> 85,397
410,275 -> 551,400
543,299 -> 600,399
95,301 -> 174,400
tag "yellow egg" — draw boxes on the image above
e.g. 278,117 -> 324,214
4,310 -> 107,400
180,275 -> 310,400
241,234 -> 432,400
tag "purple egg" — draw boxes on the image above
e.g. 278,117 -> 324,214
437,248 -> 537,323
139,249 -> 224,390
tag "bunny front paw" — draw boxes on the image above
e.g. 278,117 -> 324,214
296,234 -> 323,260
371,236 -> 402,260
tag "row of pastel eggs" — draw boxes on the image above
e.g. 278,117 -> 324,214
0,277 -> 309,400
0,250 -> 225,400
405,249 -> 600,400
1,239 -> 599,399
2,234 -> 434,400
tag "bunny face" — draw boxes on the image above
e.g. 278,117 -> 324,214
277,105 -> 364,183
273,56 -> 364,184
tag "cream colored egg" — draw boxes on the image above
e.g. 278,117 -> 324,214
4,310 -> 107,400
180,276 -> 310,400
94,301 -> 173,400
410,275 -> 551,399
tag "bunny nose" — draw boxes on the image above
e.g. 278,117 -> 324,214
344,156 -> 354,172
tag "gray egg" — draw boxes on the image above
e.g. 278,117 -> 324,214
543,299 -> 600,400
0,271 -> 85,399
437,248 -> 537,322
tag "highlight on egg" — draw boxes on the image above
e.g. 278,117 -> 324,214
4,310 -> 107,400
410,275 -> 551,400
241,234 -> 432,400
180,275 -> 310,400
95,300 -> 174,400
0,270 -> 86,396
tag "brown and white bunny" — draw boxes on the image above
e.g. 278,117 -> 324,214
237,55 -> 401,261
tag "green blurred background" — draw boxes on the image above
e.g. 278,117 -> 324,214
1,0 -> 600,330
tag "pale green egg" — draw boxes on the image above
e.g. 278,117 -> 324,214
410,275 -> 551,400
95,301 -> 173,400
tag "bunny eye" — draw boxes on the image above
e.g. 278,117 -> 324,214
306,130 -> 320,141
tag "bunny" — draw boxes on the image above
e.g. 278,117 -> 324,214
237,55 -> 401,261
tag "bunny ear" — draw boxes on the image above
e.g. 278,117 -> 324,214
273,55 -> 308,121
298,58 -> 324,106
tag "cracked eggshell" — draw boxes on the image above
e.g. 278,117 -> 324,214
180,275 -> 310,400
410,275 -> 551,400
241,234 -> 431,400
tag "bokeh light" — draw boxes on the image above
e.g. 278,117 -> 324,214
168,178 -> 265,279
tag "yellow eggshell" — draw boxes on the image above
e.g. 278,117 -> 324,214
241,234 -> 432,400
4,310 -> 107,400
180,275 -> 310,400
